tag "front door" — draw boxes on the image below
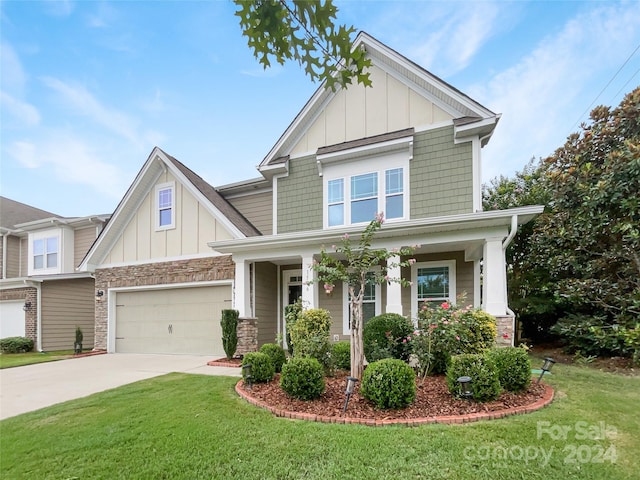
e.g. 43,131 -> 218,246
283,270 -> 302,350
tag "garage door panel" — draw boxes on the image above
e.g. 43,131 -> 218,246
0,301 -> 26,339
115,286 -> 231,355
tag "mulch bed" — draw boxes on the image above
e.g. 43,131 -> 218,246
238,371 -> 549,423
208,357 -> 242,367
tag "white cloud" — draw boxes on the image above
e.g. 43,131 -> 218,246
0,42 -> 27,96
7,133 -> 127,199
0,91 -> 41,126
7,141 -> 39,168
476,2 -> 640,181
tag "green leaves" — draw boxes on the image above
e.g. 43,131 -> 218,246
234,0 -> 371,90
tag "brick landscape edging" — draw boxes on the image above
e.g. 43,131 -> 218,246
234,381 -> 555,427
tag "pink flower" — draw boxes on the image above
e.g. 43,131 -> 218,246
443,320 -> 449,325
441,302 -> 450,310
456,336 -> 460,341
375,212 -> 385,223
343,233 -> 349,240
331,245 -> 337,250
502,333 -> 510,339
406,336 -> 411,341
324,283 -> 334,294
408,258 -> 417,265
402,339 -> 407,343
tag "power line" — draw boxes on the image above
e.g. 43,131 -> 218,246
610,67 -> 640,104
570,41 -> 640,131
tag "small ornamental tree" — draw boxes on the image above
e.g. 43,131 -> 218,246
221,309 -> 239,360
311,213 -> 415,379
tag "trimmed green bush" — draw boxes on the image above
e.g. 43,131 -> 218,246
221,309 -> 239,360
260,343 -> 287,373
241,352 -> 275,383
363,313 -> 413,363
361,358 -> 416,409
446,353 -> 501,402
0,336 -> 34,353
331,341 -> 350,371
284,298 -> 303,355
485,347 -> 532,392
289,308 -> 332,370
280,357 -> 325,400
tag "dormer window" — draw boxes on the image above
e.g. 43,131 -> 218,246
156,182 -> 175,230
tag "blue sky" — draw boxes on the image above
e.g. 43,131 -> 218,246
1,0 -> 639,217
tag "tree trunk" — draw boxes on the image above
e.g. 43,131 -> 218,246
349,286 -> 365,379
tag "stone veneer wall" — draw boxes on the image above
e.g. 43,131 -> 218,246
237,317 -> 258,356
495,315 -> 515,347
93,256 -> 234,350
0,287 -> 38,349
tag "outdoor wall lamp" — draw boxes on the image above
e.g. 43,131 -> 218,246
242,363 -> 253,390
96,290 -> 104,297
343,376 -> 359,413
537,357 -> 556,384
457,376 -> 473,399
23,301 -> 32,311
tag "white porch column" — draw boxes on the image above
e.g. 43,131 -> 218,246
386,255 -> 403,315
234,258 -> 252,317
301,255 -> 318,309
482,238 -> 508,316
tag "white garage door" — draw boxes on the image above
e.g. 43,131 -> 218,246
115,285 -> 232,355
0,301 -> 26,339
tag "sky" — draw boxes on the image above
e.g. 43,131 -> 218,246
1,0 -> 639,218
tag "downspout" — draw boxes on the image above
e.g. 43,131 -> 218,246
502,215 -> 518,318
36,283 -> 42,352
2,233 -> 7,279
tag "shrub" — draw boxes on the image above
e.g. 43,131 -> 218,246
260,343 -> 287,373
289,308 -> 333,370
551,314 -> 629,357
361,358 -> 416,409
280,357 -> 325,400
331,341 -> 350,371
241,352 -> 275,383
0,336 -> 34,353
284,298 -> 303,355
363,313 -> 413,363
415,302 -> 497,375
486,347 -> 531,392
446,353 -> 501,402
221,309 -> 239,360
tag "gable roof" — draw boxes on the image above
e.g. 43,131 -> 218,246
259,31 -> 499,170
78,147 -> 260,271
0,196 -> 60,231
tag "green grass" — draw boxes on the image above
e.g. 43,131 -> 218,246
0,350 -> 75,369
0,363 -> 638,479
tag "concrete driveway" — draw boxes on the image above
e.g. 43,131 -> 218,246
0,353 -> 240,420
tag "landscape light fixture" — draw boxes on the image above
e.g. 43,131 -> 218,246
457,376 -> 473,399
537,357 -> 556,384
242,363 -> 253,390
343,376 -> 359,413
23,301 -> 32,311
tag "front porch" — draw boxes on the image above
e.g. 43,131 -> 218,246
210,206 -> 543,351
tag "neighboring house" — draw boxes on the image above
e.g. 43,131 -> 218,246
79,32 -> 543,357
0,196 -> 109,351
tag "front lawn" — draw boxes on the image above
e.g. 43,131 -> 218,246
0,350 -> 74,369
0,363 -> 638,479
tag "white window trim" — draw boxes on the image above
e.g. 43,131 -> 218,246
155,181 -> 176,231
323,151 -> 409,229
28,229 -> 62,275
411,260 -> 456,319
341,274 -> 382,335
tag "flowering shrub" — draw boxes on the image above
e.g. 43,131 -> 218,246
413,301 -> 497,376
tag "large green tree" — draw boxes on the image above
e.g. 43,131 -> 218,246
234,0 -> 371,90
533,87 -> 640,324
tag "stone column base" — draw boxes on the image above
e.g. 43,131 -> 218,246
237,317 -> 258,355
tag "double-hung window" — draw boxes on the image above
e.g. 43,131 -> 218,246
411,260 -> 456,317
325,165 -> 406,227
343,272 -> 381,334
33,236 -> 58,270
156,182 -> 175,230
